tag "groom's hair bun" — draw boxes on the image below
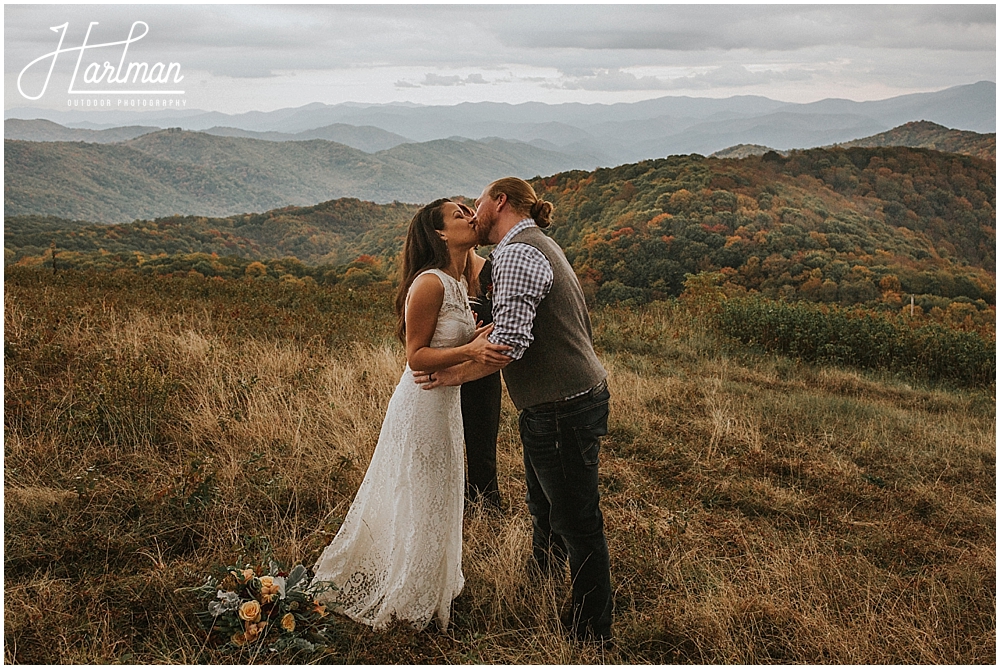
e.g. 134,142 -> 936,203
530,200 -> 553,229
488,177 -> 555,228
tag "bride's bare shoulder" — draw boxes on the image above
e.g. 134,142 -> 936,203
410,270 -> 445,294
406,272 -> 445,311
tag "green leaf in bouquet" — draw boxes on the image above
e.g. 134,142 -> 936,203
288,637 -> 317,653
285,564 -> 307,590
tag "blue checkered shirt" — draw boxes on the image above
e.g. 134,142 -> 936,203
487,219 -> 553,361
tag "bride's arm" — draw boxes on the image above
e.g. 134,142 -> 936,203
413,359 -> 500,389
405,273 -> 511,373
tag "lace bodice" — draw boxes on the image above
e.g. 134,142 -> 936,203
408,269 -> 476,351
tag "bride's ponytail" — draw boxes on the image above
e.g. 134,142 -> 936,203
394,199 -> 452,343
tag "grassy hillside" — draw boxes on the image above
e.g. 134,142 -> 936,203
836,121 -> 996,161
3,130 -> 582,222
4,267 -> 994,664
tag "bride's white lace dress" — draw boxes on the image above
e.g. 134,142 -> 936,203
311,269 -> 475,631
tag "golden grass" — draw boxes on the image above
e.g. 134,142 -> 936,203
4,270 -> 995,663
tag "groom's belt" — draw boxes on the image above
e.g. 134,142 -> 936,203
523,379 -> 608,413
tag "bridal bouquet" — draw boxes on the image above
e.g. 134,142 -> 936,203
178,561 -> 337,654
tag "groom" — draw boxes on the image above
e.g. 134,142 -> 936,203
416,177 -> 612,642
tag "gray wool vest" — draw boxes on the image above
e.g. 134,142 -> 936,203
500,226 -> 607,411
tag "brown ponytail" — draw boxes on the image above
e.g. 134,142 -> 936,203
394,198 -> 452,343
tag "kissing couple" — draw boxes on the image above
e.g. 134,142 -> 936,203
310,177 -> 613,642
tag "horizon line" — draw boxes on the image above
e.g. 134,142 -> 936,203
5,80 -> 995,118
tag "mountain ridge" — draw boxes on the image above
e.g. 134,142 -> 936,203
6,81 -> 993,167
7,117 -> 996,224
4,118 -> 160,144
710,121 -> 995,160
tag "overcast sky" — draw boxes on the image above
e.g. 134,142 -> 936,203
5,3 -> 996,114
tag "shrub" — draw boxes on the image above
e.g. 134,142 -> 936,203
717,296 -> 995,387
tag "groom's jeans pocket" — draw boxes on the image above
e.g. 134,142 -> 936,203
521,388 -> 610,468
522,412 -> 558,438
570,402 -> 609,467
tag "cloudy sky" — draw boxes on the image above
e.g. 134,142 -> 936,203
5,3 -> 996,114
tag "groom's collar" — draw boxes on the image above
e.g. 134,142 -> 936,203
493,218 -> 536,255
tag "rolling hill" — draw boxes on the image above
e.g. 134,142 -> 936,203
4,119 -> 413,154
834,121 -> 995,160
199,123 -> 411,153
3,118 -> 159,143
3,130 -> 584,222
713,121 -> 995,160
7,145 -> 994,314
4,198 -> 420,267
710,144 -> 782,159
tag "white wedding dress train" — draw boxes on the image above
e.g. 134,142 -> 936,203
311,269 -> 475,630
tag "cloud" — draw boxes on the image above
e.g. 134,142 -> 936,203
400,73 -> 491,87
4,4 -> 994,111
500,5 -> 996,53
561,69 -> 671,92
423,74 -> 463,86
660,65 -> 813,90
7,5 -> 994,80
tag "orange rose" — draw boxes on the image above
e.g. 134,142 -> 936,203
238,600 -> 261,622
231,632 -> 246,647
259,576 -> 274,588
241,568 -> 255,583
244,621 -> 266,641
281,613 -> 296,632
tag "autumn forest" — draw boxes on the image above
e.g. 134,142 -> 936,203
7,145 -> 995,338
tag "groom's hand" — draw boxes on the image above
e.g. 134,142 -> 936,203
412,365 -> 462,389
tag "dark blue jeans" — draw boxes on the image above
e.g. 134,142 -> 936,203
519,381 -> 612,639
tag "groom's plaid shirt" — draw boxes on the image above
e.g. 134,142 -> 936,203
487,218 -> 553,361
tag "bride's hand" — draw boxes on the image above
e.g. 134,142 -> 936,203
466,324 -> 512,367
413,366 -> 461,389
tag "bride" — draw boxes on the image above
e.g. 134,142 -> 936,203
311,199 -> 511,631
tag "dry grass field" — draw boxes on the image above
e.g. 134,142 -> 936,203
4,268 -> 995,664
